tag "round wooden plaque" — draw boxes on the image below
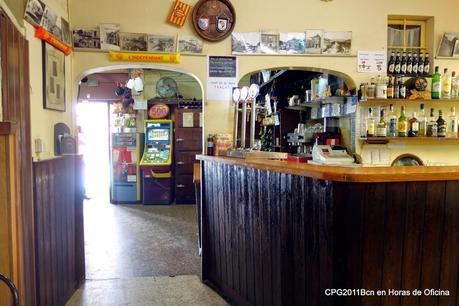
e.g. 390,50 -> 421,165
192,0 -> 236,42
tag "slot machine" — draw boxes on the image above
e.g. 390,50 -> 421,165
139,119 -> 174,204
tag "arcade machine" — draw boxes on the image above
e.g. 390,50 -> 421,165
140,120 -> 174,204
110,132 -> 142,203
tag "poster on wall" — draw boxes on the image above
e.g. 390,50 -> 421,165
43,42 -> 66,112
357,50 -> 387,73
207,56 -> 238,101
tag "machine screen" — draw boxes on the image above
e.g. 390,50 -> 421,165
142,121 -> 173,165
149,129 -> 169,141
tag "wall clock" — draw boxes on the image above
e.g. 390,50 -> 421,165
192,0 -> 236,42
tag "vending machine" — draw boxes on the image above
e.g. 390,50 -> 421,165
140,120 -> 174,204
110,132 -> 142,203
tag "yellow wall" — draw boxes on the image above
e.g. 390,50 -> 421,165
26,0 -> 73,160
67,0 -> 459,165
3,0 -> 25,25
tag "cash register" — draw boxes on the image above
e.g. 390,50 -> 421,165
310,145 -> 355,165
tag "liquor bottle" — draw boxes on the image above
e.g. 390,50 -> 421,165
412,53 -> 419,75
418,53 -> 425,75
443,68 -> 452,99
388,51 -> 396,74
451,71 -> 459,99
388,104 -> 398,137
400,51 -> 407,75
406,52 -> 413,75
395,51 -> 401,74
431,66 -> 442,99
367,108 -> 375,137
376,108 -> 387,137
408,112 -> 419,137
418,104 -> 427,136
426,108 -> 438,137
394,77 -> 400,99
398,105 -> 408,137
437,110 -> 447,137
447,107 -> 458,138
367,78 -> 376,99
376,75 -> 387,99
399,78 -> 407,99
207,134 -> 215,155
423,53 -> 430,75
387,76 -> 394,99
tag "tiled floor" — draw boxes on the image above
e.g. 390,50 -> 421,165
66,199 -> 227,305
66,275 -> 227,306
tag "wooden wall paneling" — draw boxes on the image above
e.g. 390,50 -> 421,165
439,181 -> 459,306
381,183 -> 407,306
74,157 -> 86,288
401,182 -> 427,306
420,182 -> 447,306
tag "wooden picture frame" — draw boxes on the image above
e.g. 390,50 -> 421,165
43,42 -> 66,111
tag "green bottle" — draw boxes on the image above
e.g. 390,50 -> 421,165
398,106 -> 408,137
431,66 -> 442,99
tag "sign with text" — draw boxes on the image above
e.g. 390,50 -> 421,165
357,50 -> 387,73
109,51 -> 181,63
207,56 -> 238,101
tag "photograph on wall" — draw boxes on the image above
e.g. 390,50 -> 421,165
453,40 -> 459,57
119,32 -> 147,52
260,31 -> 279,54
60,18 -> 72,45
41,6 -> 59,36
322,31 -> 352,55
231,32 -> 261,54
43,42 -> 65,112
437,32 -> 458,57
24,0 -> 46,26
305,30 -> 323,54
178,36 -> 203,54
100,23 -> 120,51
147,35 -> 176,53
73,28 -> 101,49
279,32 -> 305,54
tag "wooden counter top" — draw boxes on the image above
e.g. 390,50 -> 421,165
197,155 -> 459,183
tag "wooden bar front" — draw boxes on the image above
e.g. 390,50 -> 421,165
198,156 -> 459,306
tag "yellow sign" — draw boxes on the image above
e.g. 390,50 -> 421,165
108,51 -> 181,64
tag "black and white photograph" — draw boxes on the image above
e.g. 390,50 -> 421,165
279,32 -> 305,54
100,23 -> 120,51
437,32 -> 458,57
73,28 -> 101,49
43,42 -> 66,112
322,31 -> 352,55
260,31 -> 279,54
61,18 -> 72,45
453,39 -> 459,57
305,30 -> 323,54
40,6 -> 58,34
24,0 -> 46,26
231,32 -> 261,54
147,35 -> 176,53
178,36 -> 203,54
119,32 -> 147,52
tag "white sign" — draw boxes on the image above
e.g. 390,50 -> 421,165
357,51 -> 387,73
207,56 -> 238,101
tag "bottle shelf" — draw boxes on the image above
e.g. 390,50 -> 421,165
362,136 -> 459,144
387,74 -> 432,78
359,99 -> 459,105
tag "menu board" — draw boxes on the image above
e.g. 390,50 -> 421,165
207,56 -> 238,101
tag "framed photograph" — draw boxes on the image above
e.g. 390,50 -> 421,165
279,32 -> 305,54
178,36 -> 203,54
100,23 -> 120,51
147,34 -> 176,53
43,42 -> 65,112
73,28 -> 100,49
322,31 -> 352,55
24,0 -> 46,26
231,32 -> 260,54
453,40 -> 459,57
40,6 -> 58,34
60,18 -> 72,45
305,30 -> 323,54
260,31 -> 279,54
437,32 -> 458,57
119,32 -> 147,52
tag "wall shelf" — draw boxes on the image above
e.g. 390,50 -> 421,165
358,98 -> 459,106
362,136 -> 459,144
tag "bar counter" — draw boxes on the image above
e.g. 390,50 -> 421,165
197,155 -> 459,306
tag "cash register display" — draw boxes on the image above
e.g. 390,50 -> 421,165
142,121 -> 172,165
